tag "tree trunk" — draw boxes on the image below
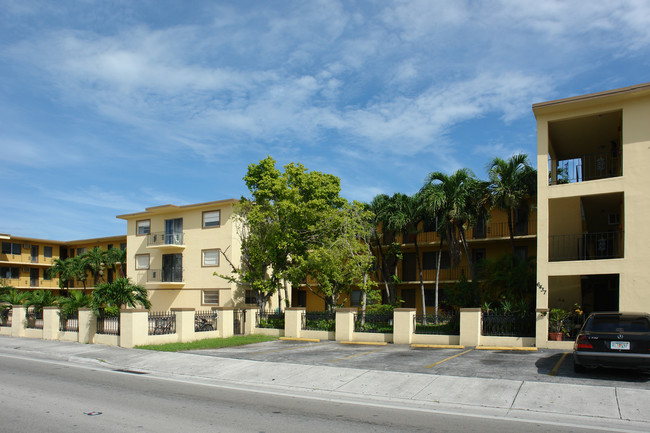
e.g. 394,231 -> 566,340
458,226 -> 475,281
283,280 -> 290,309
507,208 -> 516,256
371,231 -> 392,304
435,237 -> 443,323
277,288 -> 283,313
414,235 -> 427,325
361,275 -> 367,327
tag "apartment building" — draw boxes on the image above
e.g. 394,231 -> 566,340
0,234 -> 125,293
534,82 -> 650,347
117,199 -> 253,311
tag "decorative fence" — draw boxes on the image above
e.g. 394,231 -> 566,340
97,312 -> 120,336
26,307 -> 43,330
148,311 -> 176,335
59,313 -> 79,332
195,310 -> 218,332
354,312 -> 393,333
414,312 -> 460,335
0,308 -> 11,327
257,311 -> 284,329
482,312 -> 535,337
302,311 -> 335,331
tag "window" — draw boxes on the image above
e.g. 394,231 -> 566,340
202,290 -> 220,305
0,267 -> 20,279
515,246 -> 528,261
120,243 -> 127,250
77,247 -> 86,255
43,268 -> 51,280
423,252 -> 436,270
202,249 -> 220,267
135,254 -> 150,270
162,254 -> 182,282
1,242 -> 21,255
350,290 -> 375,307
245,289 -> 258,305
136,219 -> 151,235
203,210 -> 220,228
44,246 -> 53,258
107,244 -> 113,250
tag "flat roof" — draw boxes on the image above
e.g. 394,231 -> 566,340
1,234 -> 125,245
116,198 -> 238,219
533,82 -> 650,111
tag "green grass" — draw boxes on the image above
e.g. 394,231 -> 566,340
135,334 -> 278,352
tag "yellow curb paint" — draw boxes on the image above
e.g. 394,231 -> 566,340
339,341 -> 388,346
279,337 -> 320,343
475,346 -> 538,351
548,352 -> 570,376
425,348 -> 474,368
328,349 -> 384,363
411,344 -> 465,349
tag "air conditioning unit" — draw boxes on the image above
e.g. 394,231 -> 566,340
22,268 -> 29,272
23,244 -> 31,249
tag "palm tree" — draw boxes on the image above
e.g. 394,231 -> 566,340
57,290 -> 91,321
67,256 -> 89,294
0,288 -> 29,323
25,289 -> 57,312
488,154 -> 536,255
106,247 -> 127,278
48,258 -> 73,293
90,277 -> 151,315
83,247 -> 106,287
369,194 -> 400,304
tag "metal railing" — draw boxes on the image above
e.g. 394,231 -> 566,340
482,312 -> 535,337
0,308 -> 12,327
147,232 -> 184,246
257,311 -> 284,329
26,307 -> 43,329
354,312 -> 393,333
549,231 -> 623,261
302,311 -> 336,331
147,267 -> 183,283
59,313 -> 79,332
549,151 -> 622,185
195,310 -> 218,332
399,266 -> 469,282
148,311 -> 176,335
414,312 -> 460,335
96,312 -> 120,335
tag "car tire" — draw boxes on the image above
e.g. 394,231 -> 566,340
573,361 -> 586,373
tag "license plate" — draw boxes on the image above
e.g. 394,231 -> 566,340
611,341 -> 630,350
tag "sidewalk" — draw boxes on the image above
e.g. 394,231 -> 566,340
1,336 -> 649,432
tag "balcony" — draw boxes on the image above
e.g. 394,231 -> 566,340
549,231 -> 623,261
549,151 -> 622,185
398,266 -> 469,283
146,267 -> 184,288
398,220 -> 536,245
146,232 -> 185,252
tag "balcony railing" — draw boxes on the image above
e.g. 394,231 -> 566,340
549,231 -> 623,261
399,220 -> 536,244
147,232 -> 184,247
549,151 -> 622,185
399,266 -> 469,282
147,267 -> 183,283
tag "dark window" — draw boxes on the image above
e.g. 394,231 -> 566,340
245,289 -> 258,305
0,267 -> 20,279
2,242 -> 21,255
423,252 -> 436,270
43,268 -> 51,280
585,316 -> 650,333
439,251 -> 450,269
162,254 -> 182,282
1,242 -> 9,254
424,290 -> 435,305
120,243 -> 126,250
297,290 -> 306,308
515,246 -> 527,261
107,244 -> 113,250
44,246 -> 53,258
402,253 -> 417,281
423,218 -> 438,233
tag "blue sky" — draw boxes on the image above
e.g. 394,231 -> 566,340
1,1 -> 649,240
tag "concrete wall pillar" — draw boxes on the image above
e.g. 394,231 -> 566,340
393,308 -> 416,345
11,305 -> 26,337
243,308 -> 257,335
172,308 -> 195,343
42,306 -> 59,340
284,307 -> 305,338
536,308 -> 549,348
119,309 -> 149,348
78,308 -> 95,344
217,307 -> 235,338
335,308 -> 356,342
459,308 -> 482,347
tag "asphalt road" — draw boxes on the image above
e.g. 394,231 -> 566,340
186,340 -> 650,389
0,354 -> 613,433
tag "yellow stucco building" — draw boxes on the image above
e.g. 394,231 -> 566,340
534,82 -> 650,347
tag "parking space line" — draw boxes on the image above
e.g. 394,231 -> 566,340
424,348 -> 473,368
254,343 -> 325,355
548,352 -> 570,376
327,349 -> 384,363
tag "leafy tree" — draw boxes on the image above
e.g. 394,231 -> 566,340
488,153 -> 536,255
83,247 -> 107,286
48,258 -> 73,292
57,290 -> 91,321
90,277 -> 151,314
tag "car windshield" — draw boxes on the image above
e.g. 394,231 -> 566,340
584,316 -> 650,333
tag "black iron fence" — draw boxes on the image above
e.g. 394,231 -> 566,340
97,311 -> 120,335
148,311 -> 176,335
26,307 -> 43,330
59,313 -> 79,332
549,231 -> 623,261
0,308 -> 11,327
414,312 -> 460,335
355,312 -> 393,333
195,310 -> 218,332
482,312 -> 535,337
549,151 -> 622,185
257,311 -> 284,329
302,311 -> 336,331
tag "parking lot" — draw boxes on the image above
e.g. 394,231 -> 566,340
186,339 -> 650,389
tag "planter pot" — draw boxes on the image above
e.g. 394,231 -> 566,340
549,332 -> 564,341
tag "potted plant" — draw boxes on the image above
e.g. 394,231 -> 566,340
547,304 -> 583,341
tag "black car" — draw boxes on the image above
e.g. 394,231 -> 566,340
573,312 -> 650,373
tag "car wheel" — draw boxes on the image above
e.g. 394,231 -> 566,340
573,361 -> 586,373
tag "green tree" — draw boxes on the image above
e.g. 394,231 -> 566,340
57,290 -> 91,321
488,153 -> 536,255
25,289 -> 57,312
106,247 -> 127,278
83,247 -> 107,286
0,287 -> 28,322
90,277 -> 151,314
369,194 -> 401,305
48,258 -> 74,292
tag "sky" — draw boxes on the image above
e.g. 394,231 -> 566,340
1,0 -> 649,240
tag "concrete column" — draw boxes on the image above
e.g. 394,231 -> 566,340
335,308 -> 357,342
243,308 -> 257,335
78,308 -> 96,344
11,305 -> 26,337
393,308 -> 416,345
284,307 -> 305,338
119,309 -> 149,348
535,308 -> 549,348
459,308 -> 482,347
172,308 -> 195,343
42,306 -> 59,340
217,307 -> 235,338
